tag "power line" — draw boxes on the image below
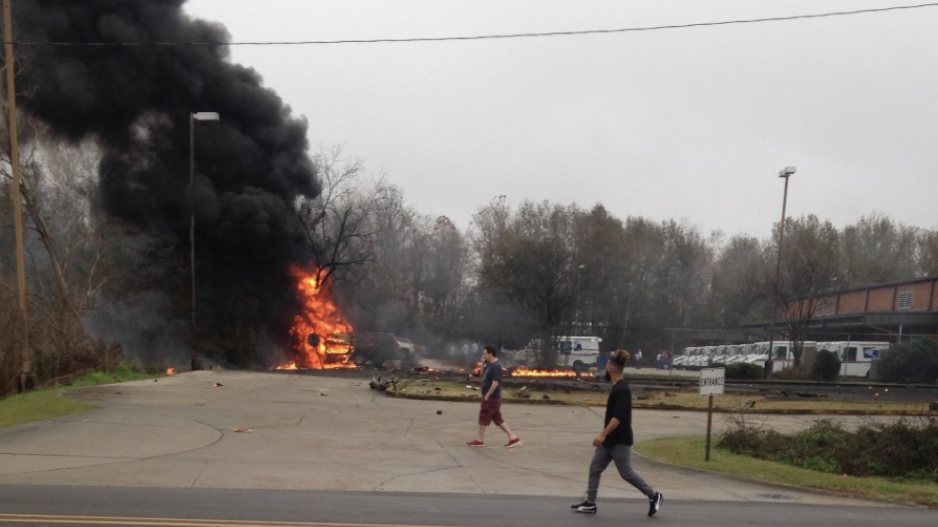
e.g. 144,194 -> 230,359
9,2 -> 938,47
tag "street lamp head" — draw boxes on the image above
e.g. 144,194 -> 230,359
778,166 -> 796,178
192,111 -> 220,121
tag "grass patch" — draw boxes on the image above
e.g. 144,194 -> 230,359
0,365 -> 161,429
635,436 -> 938,506
0,389 -> 98,429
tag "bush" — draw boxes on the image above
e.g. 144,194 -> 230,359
877,339 -> 938,384
725,362 -> 764,380
718,417 -> 938,483
811,350 -> 841,381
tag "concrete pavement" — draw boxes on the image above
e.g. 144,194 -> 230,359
0,370 -> 900,507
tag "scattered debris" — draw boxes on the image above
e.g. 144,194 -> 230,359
213,382 -> 224,387
743,400 -> 756,409
320,392 -> 328,396
233,428 -> 253,433
541,394 -> 550,401
436,410 -> 443,415
369,372 -> 398,391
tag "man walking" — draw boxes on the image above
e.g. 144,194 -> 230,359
571,350 -> 663,516
467,345 -> 521,448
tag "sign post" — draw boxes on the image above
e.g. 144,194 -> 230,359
699,368 -> 725,462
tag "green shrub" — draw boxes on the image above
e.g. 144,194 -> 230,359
811,350 -> 841,381
877,339 -> 938,384
725,362 -> 764,380
718,416 -> 938,483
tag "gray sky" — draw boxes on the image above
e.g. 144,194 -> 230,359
182,0 -> 938,240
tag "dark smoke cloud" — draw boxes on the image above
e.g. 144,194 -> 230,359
9,1 -> 321,364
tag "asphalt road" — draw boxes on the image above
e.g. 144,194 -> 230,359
0,484 -> 934,527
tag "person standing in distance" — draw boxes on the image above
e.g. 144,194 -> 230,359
571,350 -> 663,516
467,345 -> 522,448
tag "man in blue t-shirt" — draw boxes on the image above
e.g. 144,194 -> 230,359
571,350 -> 663,517
467,345 -> 522,448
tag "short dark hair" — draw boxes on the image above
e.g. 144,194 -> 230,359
483,345 -> 498,357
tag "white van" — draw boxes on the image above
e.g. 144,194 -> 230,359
815,341 -> 890,378
557,336 -> 603,369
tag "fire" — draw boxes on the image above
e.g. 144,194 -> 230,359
510,367 -> 582,378
471,361 -> 482,376
274,362 -> 298,371
281,265 -> 356,370
166,367 -> 176,376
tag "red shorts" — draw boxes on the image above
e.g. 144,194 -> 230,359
478,398 -> 504,426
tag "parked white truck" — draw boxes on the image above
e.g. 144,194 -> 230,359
557,336 -> 603,369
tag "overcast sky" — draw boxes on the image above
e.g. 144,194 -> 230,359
182,0 -> 938,240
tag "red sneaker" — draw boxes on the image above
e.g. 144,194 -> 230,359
467,440 -> 484,447
505,437 -> 522,448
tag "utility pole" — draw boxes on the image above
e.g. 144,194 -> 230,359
3,0 -> 31,392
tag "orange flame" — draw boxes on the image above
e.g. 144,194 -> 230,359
166,367 -> 176,376
281,265 -> 356,370
510,367 -> 582,378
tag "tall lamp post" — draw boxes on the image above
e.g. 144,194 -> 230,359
765,166 -> 796,378
189,111 -> 220,371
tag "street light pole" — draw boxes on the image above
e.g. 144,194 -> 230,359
189,111 -> 219,371
765,166 -> 796,378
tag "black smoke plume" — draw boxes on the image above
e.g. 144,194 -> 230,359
9,1 -> 321,365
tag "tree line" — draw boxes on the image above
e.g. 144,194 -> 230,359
3,141 -> 938,392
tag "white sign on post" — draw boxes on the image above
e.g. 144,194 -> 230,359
699,367 -> 725,462
699,368 -> 725,396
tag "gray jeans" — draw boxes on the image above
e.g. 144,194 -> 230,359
587,444 -> 655,502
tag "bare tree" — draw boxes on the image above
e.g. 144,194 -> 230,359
918,230 -> 938,277
840,213 -> 919,286
0,118 -> 118,381
296,145 -> 384,286
472,199 -> 580,365
776,215 -> 840,369
710,235 -> 770,328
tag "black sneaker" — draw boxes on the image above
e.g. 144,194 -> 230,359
648,492 -> 663,517
571,500 -> 597,514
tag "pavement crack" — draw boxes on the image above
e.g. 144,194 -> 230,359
435,438 -> 486,494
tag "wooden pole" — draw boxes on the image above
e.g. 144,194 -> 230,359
705,394 -> 714,461
3,0 -> 31,392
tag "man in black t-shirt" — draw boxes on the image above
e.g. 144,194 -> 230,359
467,345 -> 521,448
571,350 -> 663,517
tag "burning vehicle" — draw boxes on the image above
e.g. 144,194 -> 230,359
280,266 -> 356,369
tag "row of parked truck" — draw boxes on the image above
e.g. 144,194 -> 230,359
673,341 -> 892,378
